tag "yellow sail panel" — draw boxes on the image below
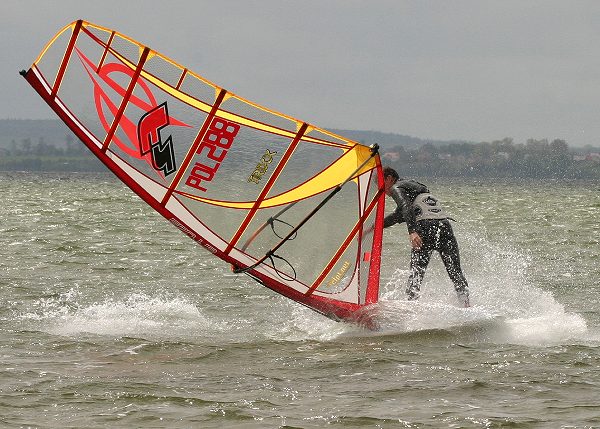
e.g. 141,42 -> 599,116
179,144 -> 376,209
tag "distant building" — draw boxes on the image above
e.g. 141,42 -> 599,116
573,152 -> 600,162
382,152 -> 400,162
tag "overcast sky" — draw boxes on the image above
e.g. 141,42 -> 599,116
3,0 -> 600,146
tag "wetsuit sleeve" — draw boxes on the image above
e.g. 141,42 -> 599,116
383,187 -> 406,228
383,208 -> 404,228
399,188 -> 418,234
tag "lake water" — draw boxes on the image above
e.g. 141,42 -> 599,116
1,172 -> 599,428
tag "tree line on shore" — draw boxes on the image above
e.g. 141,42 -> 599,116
1,134 -> 600,179
0,136 -> 104,172
383,138 -> 600,179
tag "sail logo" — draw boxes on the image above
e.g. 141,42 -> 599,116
169,218 -> 196,240
185,117 -> 240,192
74,48 -> 190,173
248,149 -> 277,184
423,196 -> 438,206
137,103 -> 176,176
327,260 -> 351,287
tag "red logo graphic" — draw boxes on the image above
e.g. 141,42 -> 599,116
185,117 -> 240,192
138,102 -> 176,176
75,47 -> 189,175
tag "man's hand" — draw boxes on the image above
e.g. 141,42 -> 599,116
409,232 -> 422,249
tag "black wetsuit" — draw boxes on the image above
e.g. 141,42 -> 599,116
385,181 -> 469,301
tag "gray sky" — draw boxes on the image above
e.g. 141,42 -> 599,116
2,0 -> 600,146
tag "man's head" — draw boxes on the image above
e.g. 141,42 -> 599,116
383,166 -> 399,195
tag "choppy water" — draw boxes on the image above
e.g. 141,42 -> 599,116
1,172 -> 599,428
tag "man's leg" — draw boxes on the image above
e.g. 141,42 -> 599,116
439,223 -> 470,306
406,248 -> 432,300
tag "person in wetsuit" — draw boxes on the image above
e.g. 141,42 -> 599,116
382,167 -> 470,307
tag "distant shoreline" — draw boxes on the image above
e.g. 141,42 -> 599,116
2,118 -> 599,179
1,153 -> 598,180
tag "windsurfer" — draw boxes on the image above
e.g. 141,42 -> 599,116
382,167 -> 470,307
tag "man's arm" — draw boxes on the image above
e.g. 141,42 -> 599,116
383,186 -> 406,228
383,208 -> 404,228
399,188 -> 418,234
399,188 -> 423,249
409,231 -> 423,249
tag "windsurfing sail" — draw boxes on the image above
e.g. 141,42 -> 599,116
21,20 -> 385,323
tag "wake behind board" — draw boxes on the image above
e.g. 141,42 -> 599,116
343,299 -> 502,337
